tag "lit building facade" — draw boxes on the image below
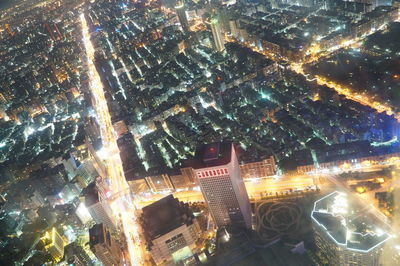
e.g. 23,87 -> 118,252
89,223 -> 122,266
83,182 -> 115,230
75,160 -> 98,187
141,195 -> 202,265
192,142 -> 251,228
312,191 -> 391,266
240,156 -> 276,179
41,227 -> 65,262
206,16 -> 225,52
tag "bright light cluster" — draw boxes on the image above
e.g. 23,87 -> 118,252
312,191 -> 391,253
80,13 -> 144,265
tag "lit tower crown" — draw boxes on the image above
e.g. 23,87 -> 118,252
175,0 -> 189,33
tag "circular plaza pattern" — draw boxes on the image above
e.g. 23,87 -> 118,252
255,201 -> 303,241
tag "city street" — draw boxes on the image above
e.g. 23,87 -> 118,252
80,13 -> 144,266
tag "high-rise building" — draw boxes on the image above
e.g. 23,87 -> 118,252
75,160 -> 98,187
89,224 -> 122,266
40,227 -> 66,262
312,191 -> 391,266
61,154 -> 78,180
180,167 -> 196,184
75,202 -> 93,225
175,1 -> 189,33
83,182 -> 115,230
205,16 -> 225,52
191,142 -> 251,229
228,20 -> 239,38
163,168 -> 197,191
62,242 -> 94,266
140,195 -> 202,265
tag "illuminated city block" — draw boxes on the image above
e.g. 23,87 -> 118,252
311,191 -> 391,265
191,142 -> 251,229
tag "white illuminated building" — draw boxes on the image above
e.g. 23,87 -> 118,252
191,142 -> 251,229
75,202 -> 93,225
311,191 -> 391,266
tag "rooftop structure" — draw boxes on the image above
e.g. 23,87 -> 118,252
312,191 -> 390,252
312,191 -> 391,265
140,195 -> 202,265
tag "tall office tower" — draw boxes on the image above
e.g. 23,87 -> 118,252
145,173 -> 174,192
191,142 -> 251,228
205,16 -> 225,52
312,192 -> 391,266
228,20 -> 239,38
140,195 -> 202,265
75,160 -> 98,187
40,227 -> 65,262
89,224 -> 122,266
83,182 -> 115,230
61,154 -> 78,180
62,242 -> 94,266
86,116 -> 101,144
175,1 -> 189,33
218,8 -> 230,33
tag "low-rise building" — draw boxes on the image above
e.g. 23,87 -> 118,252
141,195 -> 202,265
240,155 -> 276,179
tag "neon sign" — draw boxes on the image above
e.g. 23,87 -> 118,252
197,168 -> 229,178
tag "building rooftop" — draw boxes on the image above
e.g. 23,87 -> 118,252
82,182 -> 99,207
140,195 -> 195,243
189,142 -> 233,169
311,191 -> 391,253
89,223 -> 107,248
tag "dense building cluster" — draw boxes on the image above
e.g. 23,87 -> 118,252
0,0 -> 86,168
1,0 -> 400,265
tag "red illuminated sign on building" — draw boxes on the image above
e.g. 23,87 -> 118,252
196,168 -> 229,178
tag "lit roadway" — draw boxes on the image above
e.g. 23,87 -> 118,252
289,22 -> 400,122
136,156 -> 400,208
137,175 -> 316,208
290,63 -> 400,122
80,13 -> 144,266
